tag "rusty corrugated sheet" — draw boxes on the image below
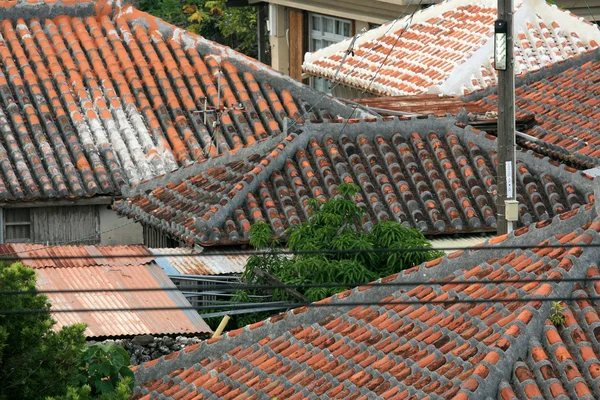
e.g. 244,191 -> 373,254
358,95 -> 488,116
35,264 -> 212,337
151,248 -> 247,275
0,244 -> 154,268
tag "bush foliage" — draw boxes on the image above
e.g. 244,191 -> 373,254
220,183 -> 443,329
139,0 -> 259,58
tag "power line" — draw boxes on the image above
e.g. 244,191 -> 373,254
0,240 -> 595,260
0,295 -> 596,315
3,274 -> 600,295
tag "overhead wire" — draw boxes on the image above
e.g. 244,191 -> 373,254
5,275 -> 600,295
0,240 -> 596,260
1,295 -> 599,315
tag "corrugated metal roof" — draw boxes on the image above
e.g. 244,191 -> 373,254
429,234 -> 494,254
150,248 -> 247,275
35,264 -> 212,338
0,244 -> 154,268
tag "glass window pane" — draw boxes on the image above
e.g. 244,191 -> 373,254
311,16 -> 320,32
312,39 -> 321,51
343,23 -> 351,37
335,20 -> 341,35
324,18 -> 334,33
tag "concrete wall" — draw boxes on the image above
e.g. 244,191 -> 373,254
99,206 -> 143,246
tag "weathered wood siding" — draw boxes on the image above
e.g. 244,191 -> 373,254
31,205 -> 99,245
143,225 -> 182,248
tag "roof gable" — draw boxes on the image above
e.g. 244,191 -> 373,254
132,203 -> 600,398
303,0 -> 600,96
114,116 -> 594,245
0,2 -> 351,202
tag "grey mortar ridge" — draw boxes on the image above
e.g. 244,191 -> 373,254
458,227 -> 600,399
0,0 -> 97,21
462,48 -> 600,103
303,115 -> 467,146
449,123 -> 594,196
134,206 -> 597,387
526,337 -> 571,400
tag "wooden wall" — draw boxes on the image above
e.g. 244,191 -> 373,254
289,8 -> 304,81
30,205 -> 99,245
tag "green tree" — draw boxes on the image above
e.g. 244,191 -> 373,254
228,183 -> 443,328
0,261 -> 87,400
71,344 -> 134,396
0,261 -> 134,400
139,0 -> 259,58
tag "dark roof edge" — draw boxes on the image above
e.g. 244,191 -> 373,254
132,204 -> 596,389
462,48 -> 600,102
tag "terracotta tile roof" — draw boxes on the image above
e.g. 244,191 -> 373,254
0,242 -> 212,337
132,202 -> 600,398
501,279 -> 600,399
0,1 -> 347,202
303,0 -> 600,96
114,117 -> 594,245
473,50 -> 600,170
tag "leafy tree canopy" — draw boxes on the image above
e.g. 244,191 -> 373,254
139,0 -> 259,58
0,261 -> 133,400
214,183 -> 443,330
0,261 -> 87,400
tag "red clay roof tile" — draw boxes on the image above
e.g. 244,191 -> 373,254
0,2 -> 344,202
303,0 -> 600,96
133,203 -> 600,399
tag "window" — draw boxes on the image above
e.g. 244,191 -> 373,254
4,208 -> 31,243
309,13 -> 352,93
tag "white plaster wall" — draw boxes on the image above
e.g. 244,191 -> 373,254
99,206 -> 143,246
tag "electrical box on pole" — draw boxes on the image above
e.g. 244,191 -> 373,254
494,0 -> 517,235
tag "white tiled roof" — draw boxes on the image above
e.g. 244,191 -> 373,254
303,0 -> 600,96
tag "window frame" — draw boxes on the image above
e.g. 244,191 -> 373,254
3,208 -> 32,243
308,13 -> 352,94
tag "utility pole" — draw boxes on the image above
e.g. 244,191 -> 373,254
494,0 -> 517,235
